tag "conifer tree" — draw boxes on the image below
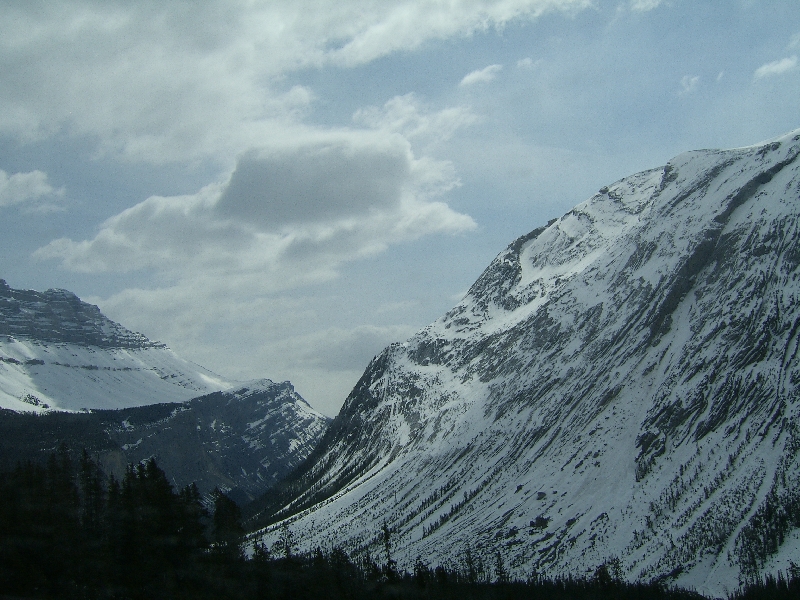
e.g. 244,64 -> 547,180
212,487 -> 243,559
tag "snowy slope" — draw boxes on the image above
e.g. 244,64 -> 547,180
251,129 -> 800,597
0,280 -> 230,411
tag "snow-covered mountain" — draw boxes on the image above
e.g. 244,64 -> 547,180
251,129 -> 800,597
0,281 -> 330,501
0,279 -> 230,411
0,379 -> 329,503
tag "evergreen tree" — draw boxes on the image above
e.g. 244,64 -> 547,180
274,521 -> 296,559
212,487 -> 243,559
382,520 -> 398,581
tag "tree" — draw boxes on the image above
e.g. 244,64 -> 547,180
79,449 -> 105,536
382,520 -> 398,580
413,555 -> 431,586
494,551 -> 509,584
212,487 -> 243,559
463,544 -> 478,584
274,522 -> 296,559
178,482 -> 208,554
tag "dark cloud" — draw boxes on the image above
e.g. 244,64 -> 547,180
215,142 -> 410,228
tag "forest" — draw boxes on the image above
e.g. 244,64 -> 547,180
0,447 -> 797,600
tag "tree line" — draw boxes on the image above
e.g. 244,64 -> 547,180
0,446 -> 796,599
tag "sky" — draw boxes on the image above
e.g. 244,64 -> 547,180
1,0 -> 798,416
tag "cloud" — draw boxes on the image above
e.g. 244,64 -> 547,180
0,169 -> 63,208
353,94 -> 477,144
36,128 -> 476,415
375,300 -> 419,315
460,64 -> 503,86
629,0 -> 662,11
216,141 -> 411,227
34,129 -> 476,279
516,57 -> 542,69
326,1 -> 591,67
679,75 -> 700,95
257,323 -> 420,415
95,279 -> 419,415
754,55 -> 798,80
8,0 -> 595,413
0,1 -> 590,166
286,324 -> 417,372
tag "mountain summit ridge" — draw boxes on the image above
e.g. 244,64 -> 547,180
252,128 -> 800,597
0,279 -> 161,349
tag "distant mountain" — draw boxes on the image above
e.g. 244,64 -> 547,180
0,279 -> 229,411
0,379 -> 329,504
250,129 -> 800,597
0,281 -> 329,503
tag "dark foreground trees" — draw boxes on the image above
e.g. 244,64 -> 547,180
0,448 -> 215,598
0,449 -> 796,599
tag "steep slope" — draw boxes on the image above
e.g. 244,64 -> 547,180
0,280 -> 229,411
251,130 -> 800,596
0,379 -> 329,504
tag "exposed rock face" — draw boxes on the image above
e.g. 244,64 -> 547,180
252,130 -> 800,596
0,280 -> 158,349
104,380 -> 330,503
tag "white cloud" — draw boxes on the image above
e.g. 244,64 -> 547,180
261,323 -> 420,415
629,0 -> 662,12
753,55 -> 798,80
99,282 -> 419,415
285,324 -> 417,372
0,1 -> 589,166
375,299 -> 419,315
38,129 -> 476,413
516,57 -> 542,69
326,0 -> 591,67
6,0 -> 595,413
460,64 -> 503,86
0,169 -> 62,208
679,74 -> 700,95
354,94 -> 476,142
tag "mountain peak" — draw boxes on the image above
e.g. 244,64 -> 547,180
0,279 -> 163,349
0,280 -> 232,412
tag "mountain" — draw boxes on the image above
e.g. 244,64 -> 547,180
0,279 -> 230,411
249,129 -> 800,597
0,379 -> 329,504
0,281 -> 329,503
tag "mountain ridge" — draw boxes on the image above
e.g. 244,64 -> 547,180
0,278 -> 161,349
250,128 -> 800,597
0,378 -> 329,504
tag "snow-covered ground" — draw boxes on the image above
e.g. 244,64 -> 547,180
0,337 -> 231,412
